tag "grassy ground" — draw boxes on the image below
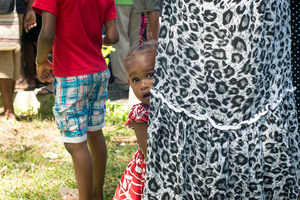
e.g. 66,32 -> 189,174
0,101 -> 136,199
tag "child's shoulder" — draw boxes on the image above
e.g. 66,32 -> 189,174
130,103 -> 149,119
125,103 -> 149,127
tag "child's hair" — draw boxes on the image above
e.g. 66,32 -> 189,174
124,41 -> 157,66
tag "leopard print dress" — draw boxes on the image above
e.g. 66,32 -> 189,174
143,0 -> 300,199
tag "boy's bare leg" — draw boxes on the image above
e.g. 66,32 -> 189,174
87,129 -> 107,200
64,141 -> 93,200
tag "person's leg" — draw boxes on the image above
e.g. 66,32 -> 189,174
109,5 -> 131,85
0,79 -> 16,121
63,131 -> 107,200
129,5 -> 141,47
15,14 -> 29,90
55,73 -> 107,200
86,70 -> 110,200
0,48 -> 21,121
64,141 -> 93,200
15,56 -> 29,89
24,41 -> 37,88
87,129 -> 107,200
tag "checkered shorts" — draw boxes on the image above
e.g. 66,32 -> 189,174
53,69 -> 110,143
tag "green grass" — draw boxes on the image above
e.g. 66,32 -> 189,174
0,101 -> 136,199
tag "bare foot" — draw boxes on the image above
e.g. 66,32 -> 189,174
15,78 -> 29,90
59,187 -> 78,200
0,113 -> 16,123
62,196 -> 78,200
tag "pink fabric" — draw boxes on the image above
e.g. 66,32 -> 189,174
32,0 -> 117,77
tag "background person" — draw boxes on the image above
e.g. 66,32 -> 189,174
32,0 -> 119,199
0,0 -> 36,122
108,0 -> 140,91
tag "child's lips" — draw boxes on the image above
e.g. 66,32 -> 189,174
143,93 -> 151,98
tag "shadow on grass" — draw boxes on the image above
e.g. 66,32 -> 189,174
15,106 -> 54,122
17,114 -> 54,122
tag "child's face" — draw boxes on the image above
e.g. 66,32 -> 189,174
126,53 -> 155,105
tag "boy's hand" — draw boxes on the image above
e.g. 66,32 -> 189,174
36,59 -> 54,83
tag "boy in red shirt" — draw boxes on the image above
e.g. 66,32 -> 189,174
32,0 -> 119,199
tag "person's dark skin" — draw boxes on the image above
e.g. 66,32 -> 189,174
0,79 -> 16,121
24,0 -> 36,33
24,0 -> 38,88
147,10 -> 160,41
35,11 -> 55,83
35,10 -> 118,200
15,0 -> 37,90
0,0 -> 37,121
23,0 -> 39,88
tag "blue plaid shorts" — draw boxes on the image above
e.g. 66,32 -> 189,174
53,69 -> 110,143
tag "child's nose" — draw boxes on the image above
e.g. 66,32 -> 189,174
141,79 -> 149,90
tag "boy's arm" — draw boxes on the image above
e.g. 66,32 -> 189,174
103,19 -> 119,46
132,121 -> 148,158
24,0 -> 36,33
36,11 -> 55,64
35,11 -> 56,83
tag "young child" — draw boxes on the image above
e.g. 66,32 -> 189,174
113,41 -> 157,200
31,0 -> 119,199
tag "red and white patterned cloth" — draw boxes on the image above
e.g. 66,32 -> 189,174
113,103 -> 149,200
125,103 -> 149,129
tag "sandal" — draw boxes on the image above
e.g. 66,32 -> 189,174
34,85 -> 53,95
59,187 -> 78,200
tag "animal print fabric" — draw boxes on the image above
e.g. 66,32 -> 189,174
143,0 -> 300,199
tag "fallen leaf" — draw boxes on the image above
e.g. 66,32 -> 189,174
107,176 -> 116,180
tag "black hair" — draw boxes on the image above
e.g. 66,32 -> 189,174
124,41 -> 157,66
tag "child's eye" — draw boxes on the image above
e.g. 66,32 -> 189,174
147,73 -> 154,78
132,77 -> 139,83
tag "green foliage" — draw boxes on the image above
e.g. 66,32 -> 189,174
105,100 -> 129,126
104,100 -> 133,140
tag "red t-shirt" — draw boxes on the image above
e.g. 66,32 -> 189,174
32,0 -> 117,77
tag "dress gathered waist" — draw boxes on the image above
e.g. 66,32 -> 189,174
151,87 -> 296,131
